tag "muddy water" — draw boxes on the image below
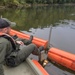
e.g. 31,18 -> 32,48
0,5 -> 75,75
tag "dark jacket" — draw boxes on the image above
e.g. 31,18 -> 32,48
0,37 -> 13,75
0,37 -> 13,64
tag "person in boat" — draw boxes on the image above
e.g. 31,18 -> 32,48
0,18 -> 44,75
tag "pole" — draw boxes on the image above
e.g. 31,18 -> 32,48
48,25 -> 52,48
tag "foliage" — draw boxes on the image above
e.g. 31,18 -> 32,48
0,0 -> 75,6
25,0 -> 75,4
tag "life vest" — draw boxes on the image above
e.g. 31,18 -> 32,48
0,32 -> 16,50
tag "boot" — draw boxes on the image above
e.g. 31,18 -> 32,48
22,35 -> 33,45
38,46 -> 44,52
32,46 -> 44,55
29,35 -> 33,43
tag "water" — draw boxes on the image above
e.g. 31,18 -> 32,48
0,5 -> 75,75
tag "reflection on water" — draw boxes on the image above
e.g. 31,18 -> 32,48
0,5 -> 75,75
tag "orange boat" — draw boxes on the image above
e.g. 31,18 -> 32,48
48,47 -> 75,71
6,29 -> 49,75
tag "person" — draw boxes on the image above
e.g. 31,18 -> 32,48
0,18 -> 44,75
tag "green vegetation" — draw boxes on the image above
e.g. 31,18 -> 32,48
0,0 -> 75,7
0,0 -> 26,8
25,0 -> 75,4
0,0 -> 75,9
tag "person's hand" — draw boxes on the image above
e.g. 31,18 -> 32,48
16,41 -> 24,45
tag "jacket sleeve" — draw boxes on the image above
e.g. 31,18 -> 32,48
0,42 -> 9,75
0,42 -> 8,64
0,64 -> 4,75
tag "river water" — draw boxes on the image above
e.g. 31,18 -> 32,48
0,5 -> 75,75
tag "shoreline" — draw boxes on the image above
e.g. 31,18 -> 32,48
0,3 -> 75,9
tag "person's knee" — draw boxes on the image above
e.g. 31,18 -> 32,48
29,43 -> 37,48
